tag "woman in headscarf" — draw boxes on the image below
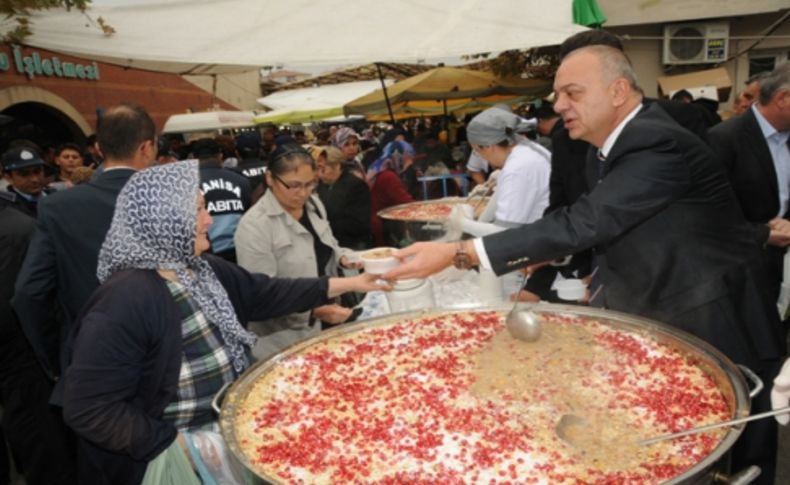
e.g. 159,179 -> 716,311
449,107 -> 552,302
331,126 -> 365,178
465,107 -> 550,227
61,160 -> 386,485
315,146 -> 372,250
366,139 -> 416,246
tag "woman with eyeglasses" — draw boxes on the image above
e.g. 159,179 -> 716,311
235,144 -> 363,360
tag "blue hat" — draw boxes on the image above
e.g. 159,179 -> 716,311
1,147 -> 46,172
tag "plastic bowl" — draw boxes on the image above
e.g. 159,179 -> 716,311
360,247 -> 399,274
554,278 -> 587,301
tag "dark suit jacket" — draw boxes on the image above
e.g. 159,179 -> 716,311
483,103 -> 784,367
13,168 -> 135,379
1,206 -> 35,333
708,107 -> 788,222
707,107 -> 789,298
546,119 -> 590,213
317,170 -> 372,249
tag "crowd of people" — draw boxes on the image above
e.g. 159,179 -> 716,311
0,28 -> 789,485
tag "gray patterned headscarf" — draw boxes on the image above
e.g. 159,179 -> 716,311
467,107 -> 537,146
97,160 -> 257,373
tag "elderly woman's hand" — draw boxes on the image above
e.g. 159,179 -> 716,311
351,272 -> 392,293
327,272 -> 392,297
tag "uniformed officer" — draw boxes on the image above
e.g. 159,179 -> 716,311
0,146 -> 53,218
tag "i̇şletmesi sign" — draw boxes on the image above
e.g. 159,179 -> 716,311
0,45 -> 100,81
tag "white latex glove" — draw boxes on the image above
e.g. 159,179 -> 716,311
469,169 -> 501,197
469,183 -> 490,197
487,169 -> 501,185
444,204 -> 474,241
771,358 -> 790,425
184,430 -> 248,484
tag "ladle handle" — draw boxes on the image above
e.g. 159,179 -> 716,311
639,405 -> 790,446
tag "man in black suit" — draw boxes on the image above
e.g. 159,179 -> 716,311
0,204 -> 77,484
708,63 -> 790,302
13,103 -> 156,380
386,45 -> 785,483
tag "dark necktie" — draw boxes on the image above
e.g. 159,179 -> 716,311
596,150 -> 606,180
588,150 -> 606,306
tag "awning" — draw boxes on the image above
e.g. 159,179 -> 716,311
256,80 -> 392,124
161,111 -> 257,134
2,0 -> 588,74
344,66 -> 552,118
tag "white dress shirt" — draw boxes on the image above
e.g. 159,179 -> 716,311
752,104 -> 790,218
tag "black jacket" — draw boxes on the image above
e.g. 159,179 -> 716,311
483,103 -> 783,367
61,255 -> 330,485
708,107 -> 790,299
317,170 -> 372,249
0,206 -> 35,332
708,107 -> 788,223
0,186 -> 52,218
13,168 -> 135,379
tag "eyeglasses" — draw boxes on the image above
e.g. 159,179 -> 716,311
272,173 -> 317,193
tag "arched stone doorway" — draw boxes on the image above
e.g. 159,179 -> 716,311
0,86 -> 90,153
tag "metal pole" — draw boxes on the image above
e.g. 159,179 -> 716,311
375,63 -> 396,125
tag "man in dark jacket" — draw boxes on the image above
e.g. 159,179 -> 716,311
387,45 -> 786,484
233,131 -> 267,203
708,63 -> 790,302
0,204 -> 76,484
13,103 -> 157,380
195,138 -> 251,263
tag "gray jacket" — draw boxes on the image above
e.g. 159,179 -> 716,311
235,190 -> 353,359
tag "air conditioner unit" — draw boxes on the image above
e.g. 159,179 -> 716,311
663,22 -> 729,65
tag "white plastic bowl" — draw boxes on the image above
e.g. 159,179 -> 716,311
360,247 -> 399,275
554,278 -> 587,301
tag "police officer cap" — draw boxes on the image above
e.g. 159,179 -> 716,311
1,147 -> 46,172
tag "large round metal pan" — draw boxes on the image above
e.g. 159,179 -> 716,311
218,303 -> 753,484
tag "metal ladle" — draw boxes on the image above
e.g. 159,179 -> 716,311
556,405 -> 790,449
505,273 -> 542,342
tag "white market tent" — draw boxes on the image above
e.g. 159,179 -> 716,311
2,0 -> 588,74
255,80 -> 393,124
161,111 -> 257,134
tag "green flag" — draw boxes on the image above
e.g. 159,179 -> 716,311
572,0 -> 607,28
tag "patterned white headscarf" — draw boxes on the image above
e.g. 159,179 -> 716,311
97,160 -> 257,373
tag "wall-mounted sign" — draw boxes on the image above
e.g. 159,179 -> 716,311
0,45 -> 100,81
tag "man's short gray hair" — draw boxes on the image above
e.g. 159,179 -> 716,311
759,63 -> 790,105
566,45 -> 641,92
